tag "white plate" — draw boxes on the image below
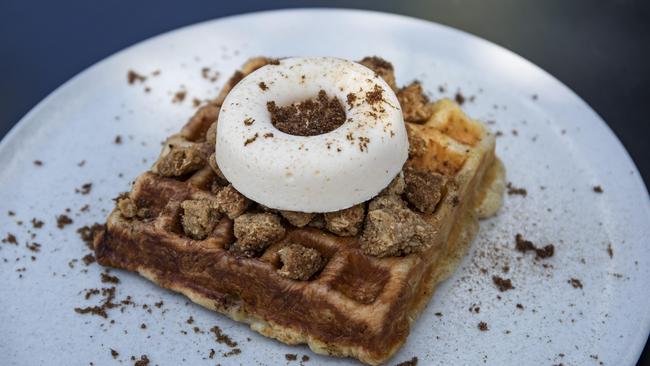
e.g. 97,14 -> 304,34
1,9 -> 648,366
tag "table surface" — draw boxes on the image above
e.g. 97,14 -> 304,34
1,1 -> 648,364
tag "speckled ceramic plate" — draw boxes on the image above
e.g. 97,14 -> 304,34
1,9 -> 648,366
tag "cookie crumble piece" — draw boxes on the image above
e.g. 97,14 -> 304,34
232,213 -> 285,256
277,244 -> 325,280
154,143 -> 206,177
181,199 -> 222,240
280,210 -> 315,227
397,82 -> 433,123
216,184 -> 251,219
361,196 -> 435,257
324,204 -> 365,236
404,167 -> 446,213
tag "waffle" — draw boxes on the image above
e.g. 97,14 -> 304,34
95,57 -> 504,365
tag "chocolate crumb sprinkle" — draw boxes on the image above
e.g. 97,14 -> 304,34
127,70 -> 146,84
593,185 -> 604,193
394,356 -> 418,366
515,234 -> 554,259
244,133 -> 259,146
492,276 -> 514,292
56,215 -> 73,229
33,160 -> 43,166
267,90 -> 345,136
506,182 -> 527,196
258,82 -> 268,91
110,349 -> 119,359
285,354 -> 297,361
568,278 -> 583,289
478,322 -> 489,331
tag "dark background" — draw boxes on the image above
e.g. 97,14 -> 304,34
1,0 -> 648,364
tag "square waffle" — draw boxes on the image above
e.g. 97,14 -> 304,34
94,57 -> 504,365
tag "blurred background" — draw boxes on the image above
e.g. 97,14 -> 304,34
1,0 -> 648,364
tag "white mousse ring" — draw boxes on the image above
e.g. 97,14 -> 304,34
216,57 -> 408,213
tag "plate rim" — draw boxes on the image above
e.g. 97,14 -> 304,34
1,7 -> 648,364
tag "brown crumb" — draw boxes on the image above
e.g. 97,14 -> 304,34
515,234 -> 554,259
506,182 -> 527,196
244,133 -> 259,146
181,199 -> 221,240
31,218 -> 44,228
209,325 -> 238,348
397,82 -> 432,123
56,215 -> 73,229
26,242 -> 41,252
243,117 -> 255,126
478,321 -> 489,331
346,93 -> 357,109
593,185 -> 604,193
101,272 -> 120,284
172,90 -> 186,103
263,132 -> 274,138
232,213 -> 285,256
516,303 -> 524,310
133,355 -> 150,366
186,316 -> 194,324
110,349 -> 119,359
267,90 -> 345,136
492,276 -> 514,292
404,167 -> 445,213
301,355 -> 310,362
365,84 -> 385,105
114,135 -> 122,144
324,204 -> 365,237
140,323 -> 147,329
192,98 -> 201,107
2,233 -> 17,244
406,124 -> 427,158
277,244 -> 325,280
127,70 -> 146,84
568,278 -> 583,289
33,160 -> 43,166
361,195 -> 435,257
82,253 -> 96,266
455,92 -> 465,105
216,184 -> 251,219
279,210 -> 315,227
258,82 -> 268,91
154,301 -> 163,308
607,243 -> 614,258
285,354 -> 298,361
394,356 -> 418,366
75,183 -> 92,195
154,143 -> 207,177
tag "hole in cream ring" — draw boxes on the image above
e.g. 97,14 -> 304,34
216,57 -> 408,213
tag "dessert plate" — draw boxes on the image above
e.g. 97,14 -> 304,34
0,9 -> 648,366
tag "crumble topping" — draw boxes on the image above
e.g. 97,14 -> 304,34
215,184 -> 251,219
403,167 -> 446,213
279,210 -> 315,228
358,56 -> 397,91
232,213 -> 285,256
267,90 -> 346,136
117,197 -> 138,218
397,82 -> 433,123
181,199 -> 222,240
277,244 -> 325,280
324,204 -> 365,237
155,143 -> 206,177
360,195 -> 435,257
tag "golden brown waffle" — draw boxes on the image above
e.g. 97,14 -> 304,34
95,57 -> 504,365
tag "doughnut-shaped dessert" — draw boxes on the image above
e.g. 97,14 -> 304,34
216,57 -> 408,212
